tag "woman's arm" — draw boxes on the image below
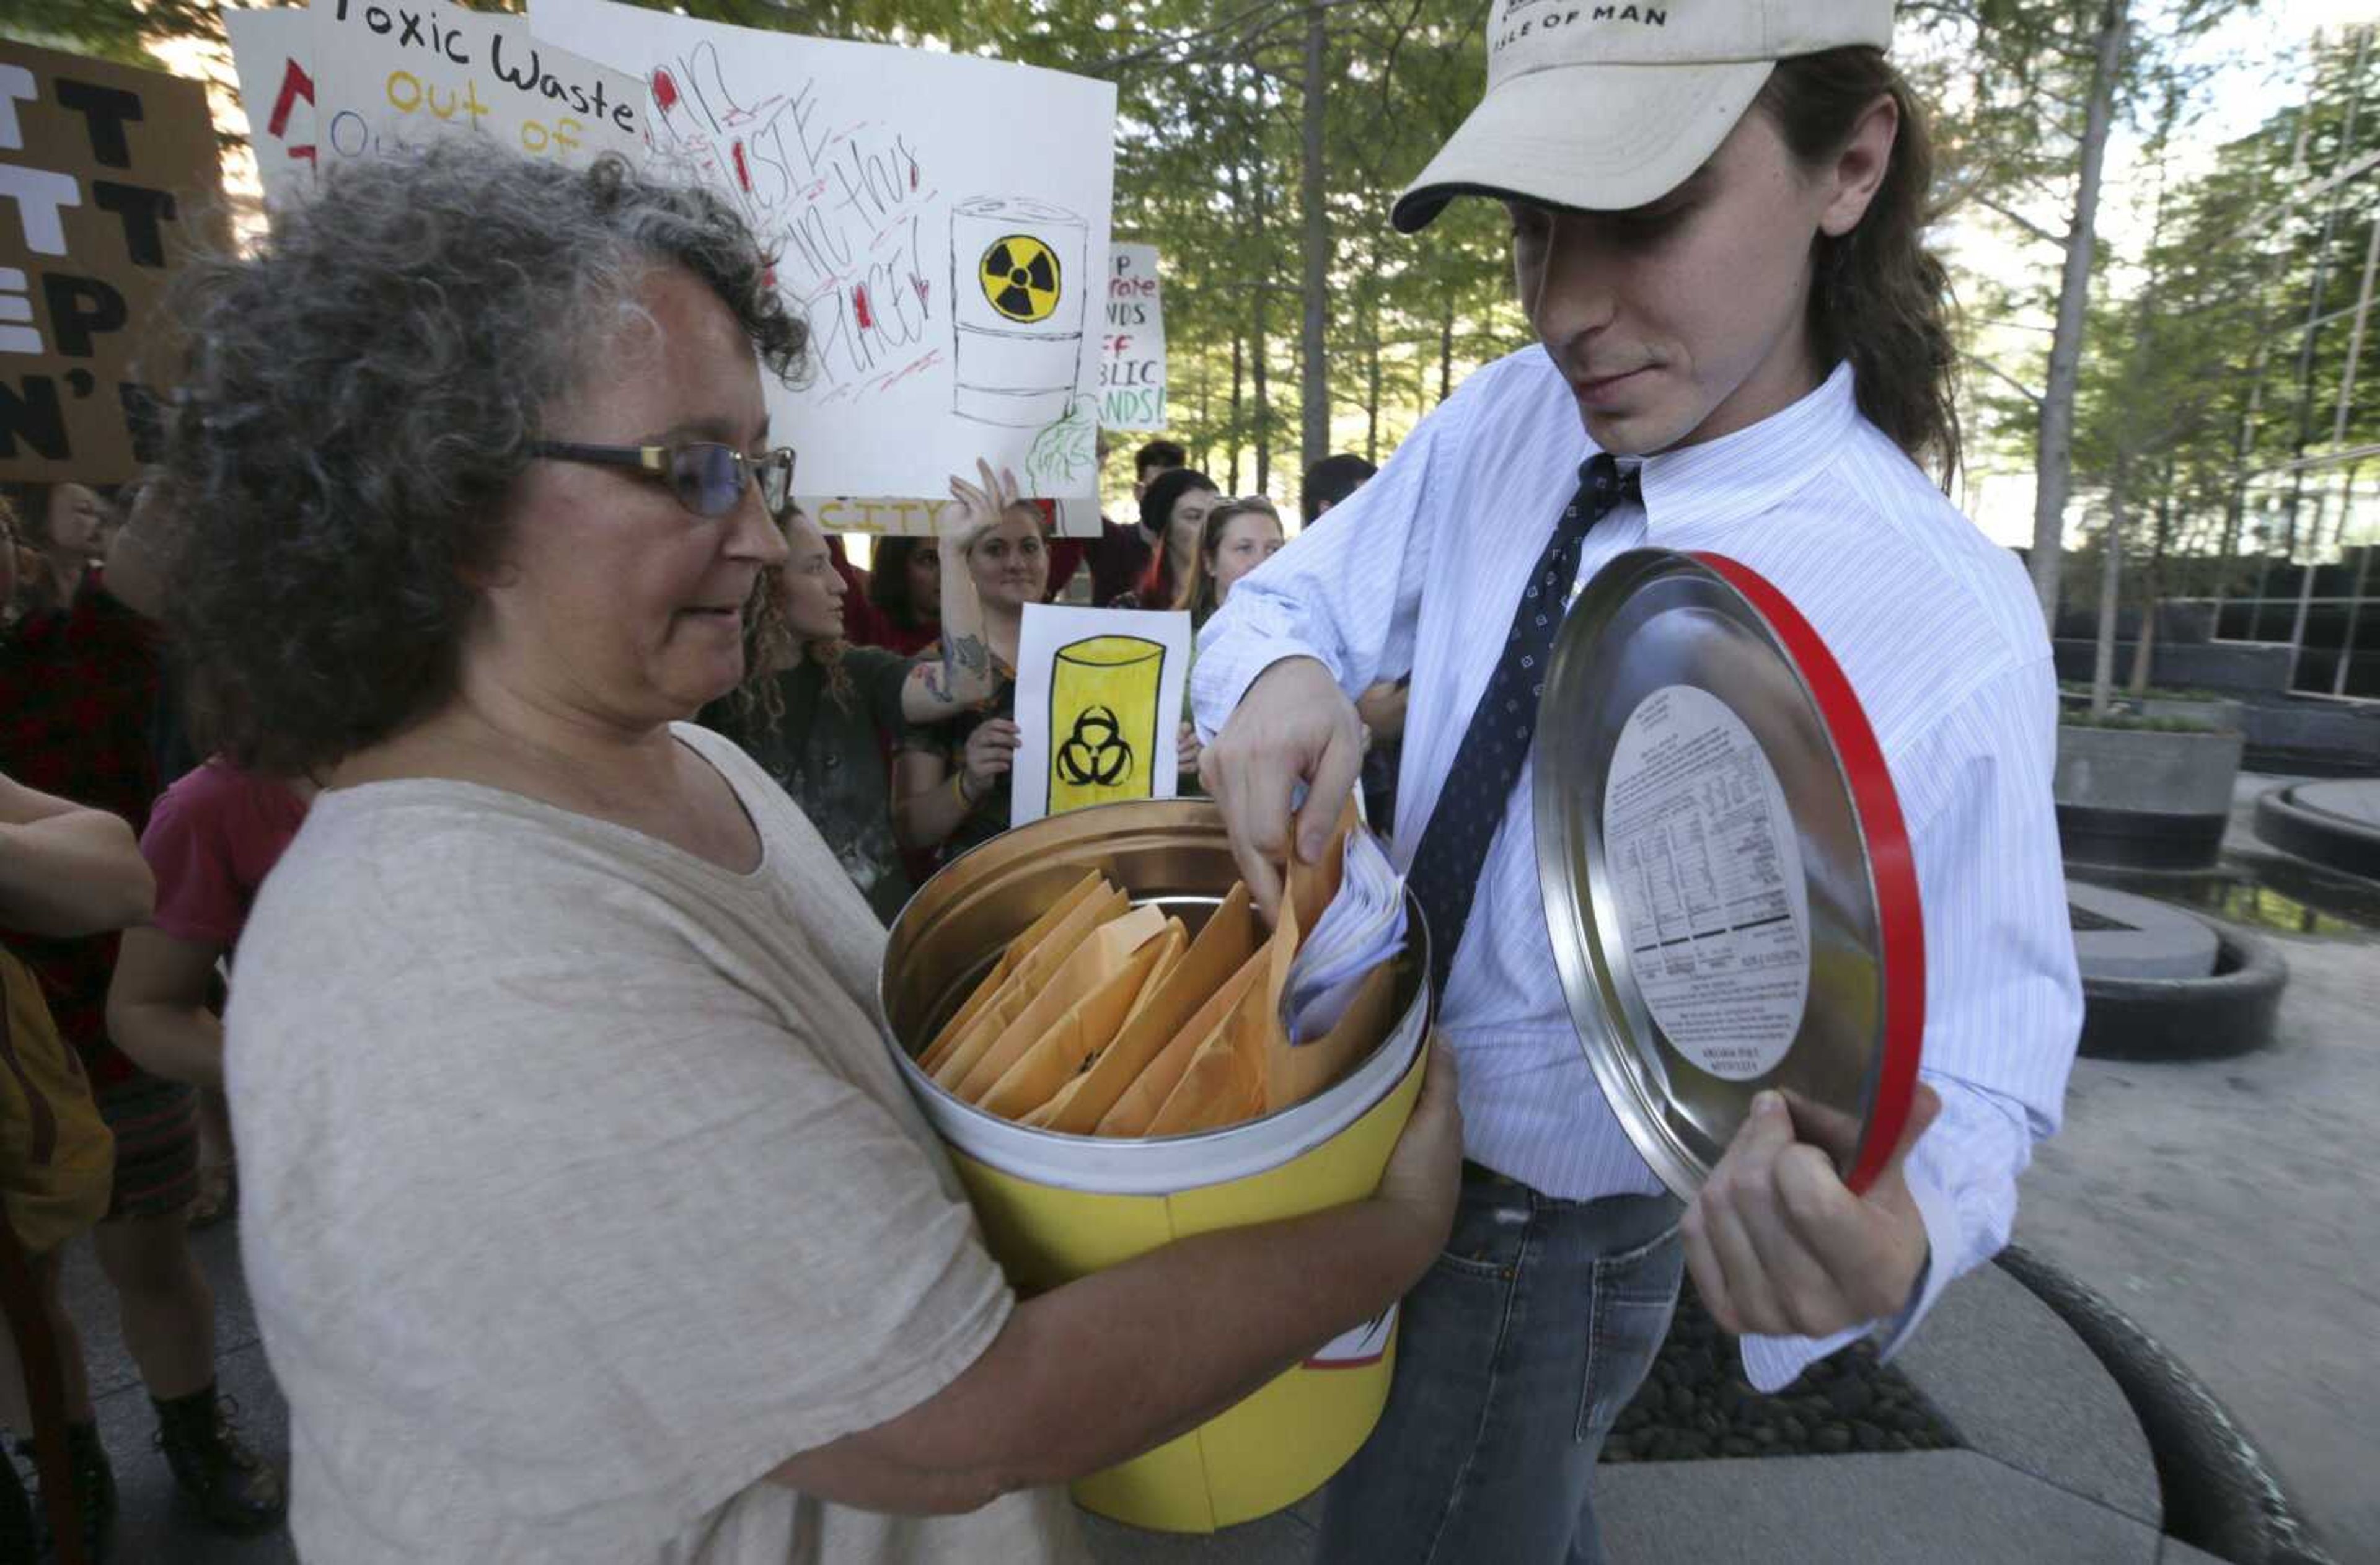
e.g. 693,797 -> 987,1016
769,1044 -> 1462,1512
891,743 -> 991,855
901,462 -> 1018,722
105,928 -> 228,1088
0,773 -> 154,937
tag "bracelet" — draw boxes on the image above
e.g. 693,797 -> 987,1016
951,770 -> 977,809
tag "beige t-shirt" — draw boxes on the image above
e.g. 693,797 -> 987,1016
226,724 -> 1086,1564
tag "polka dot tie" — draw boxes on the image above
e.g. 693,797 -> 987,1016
1407,452 -> 1639,1004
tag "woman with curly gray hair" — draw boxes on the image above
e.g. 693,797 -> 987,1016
158,142 -> 1458,1565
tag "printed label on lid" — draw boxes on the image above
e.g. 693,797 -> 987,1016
1602,685 -> 1810,1081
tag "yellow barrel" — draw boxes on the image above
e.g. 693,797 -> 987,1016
881,800 -> 1430,1532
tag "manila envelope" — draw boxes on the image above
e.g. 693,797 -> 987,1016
1272,961 -> 1397,1111
1145,974 -> 1270,1135
1030,885 -> 1258,1135
919,868 -> 1106,1071
1285,793 -> 1361,940
927,886 -> 1129,1089
1251,887 -> 1305,1114
953,904 -> 1170,1103
1094,938 -> 1269,1138
976,933 -> 1174,1122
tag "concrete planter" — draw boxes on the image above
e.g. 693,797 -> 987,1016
2135,696 -> 2243,732
2055,723 -> 2246,870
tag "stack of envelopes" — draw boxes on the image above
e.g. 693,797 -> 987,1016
914,807 -> 1404,1137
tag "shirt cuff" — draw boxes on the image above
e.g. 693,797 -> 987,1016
1737,1154 -> 1959,1393
1189,635 -> 1339,744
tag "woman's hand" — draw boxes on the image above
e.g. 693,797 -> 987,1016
1376,1039 -> 1463,1274
1175,721 -> 1201,777
937,460 -> 1023,554
960,719 -> 1022,801
1355,681 -> 1409,744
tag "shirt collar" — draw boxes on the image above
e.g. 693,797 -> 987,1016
1620,360 -> 1861,537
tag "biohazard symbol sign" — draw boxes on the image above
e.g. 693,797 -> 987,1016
1056,705 -> 1134,788
981,234 -> 1063,324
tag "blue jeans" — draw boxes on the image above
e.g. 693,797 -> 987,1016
1315,1167 -> 1684,1565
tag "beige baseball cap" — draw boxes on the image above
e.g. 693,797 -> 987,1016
1393,1 -> 1895,232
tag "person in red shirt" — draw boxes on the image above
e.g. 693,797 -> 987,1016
108,759 -> 312,1090
845,536 -> 945,657
1127,467 -> 1219,611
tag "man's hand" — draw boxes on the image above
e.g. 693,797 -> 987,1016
1682,1084 -> 1941,1340
1196,657 -> 1364,924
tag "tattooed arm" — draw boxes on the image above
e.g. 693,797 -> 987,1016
903,461 -> 1017,722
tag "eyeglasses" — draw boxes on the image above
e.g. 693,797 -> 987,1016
528,439 -> 798,521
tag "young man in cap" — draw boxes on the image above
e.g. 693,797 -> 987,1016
1192,4 -> 2081,1559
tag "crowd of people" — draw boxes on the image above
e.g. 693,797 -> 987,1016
0,4 -> 2084,1562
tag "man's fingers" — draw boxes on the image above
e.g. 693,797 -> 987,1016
1294,715 -> 1365,865
1681,1208 -> 1743,1337
1883,1082 -> 1943,1172
1220,744 -> 1292,925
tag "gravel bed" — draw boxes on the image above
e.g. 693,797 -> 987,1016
1600,1279 -> 1963,1463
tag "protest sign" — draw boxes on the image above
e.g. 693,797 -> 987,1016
802,493 -> 1100,539
1013,604 -> 1191,826
539,0 -> 1118,504
309,0 -> 646,171
1099,242 -> 1166,432
1,42 -> 226,483
223,8 -> 317,211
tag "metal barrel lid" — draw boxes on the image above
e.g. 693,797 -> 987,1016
1533,547 -> 1924,1200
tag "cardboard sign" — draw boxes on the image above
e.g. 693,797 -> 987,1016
1013,604 -> 1191,826
539,0 -> 1118,504
309,0 -> 646,171
223,8 -> 317,212
1099,242 -> 1166,432
1,42 -> 227,483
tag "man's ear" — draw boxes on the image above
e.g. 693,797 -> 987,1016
1818,94 -> 1900,239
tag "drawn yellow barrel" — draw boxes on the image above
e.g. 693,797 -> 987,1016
1048,634 -> 1166,815
952,196 -> 1090,428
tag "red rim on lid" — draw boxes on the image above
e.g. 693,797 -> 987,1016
1532,548 -> 1924,1198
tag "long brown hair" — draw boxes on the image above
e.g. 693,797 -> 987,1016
1756,48 -> 1960,485
1176,497 -> 1283,625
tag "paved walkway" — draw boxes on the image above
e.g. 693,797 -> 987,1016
51,1213 -> 2212,1564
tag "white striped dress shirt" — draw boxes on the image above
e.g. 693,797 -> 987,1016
1192,349 -> 2081,1390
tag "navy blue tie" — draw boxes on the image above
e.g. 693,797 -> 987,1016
1407,453 -> 1639,1003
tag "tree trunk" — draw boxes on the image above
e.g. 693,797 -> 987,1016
1227,332 -> 1244,494
1365,300 -> 1382,465
1253,149 -> 1272,494
2091,465 -> 2127,716
1439,299 -> 1454,403
2029,0 -> 2130,629
2130,471 -> 2174,695
1298,1 -> 1330,476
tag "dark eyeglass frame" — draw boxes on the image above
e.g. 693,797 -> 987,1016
527,439 -> 798,521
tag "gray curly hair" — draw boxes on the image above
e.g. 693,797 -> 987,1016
159,141 -> 808,775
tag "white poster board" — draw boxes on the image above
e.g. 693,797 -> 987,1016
1013,604 -> 1191,826
538,0 -> 1118,504
223,9 -> 316,211
309,0 -> 646,170
1099,242 -> 1166,431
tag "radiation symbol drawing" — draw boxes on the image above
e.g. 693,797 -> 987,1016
980,234 -> 1064,324
1055,705 -> 1134,788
